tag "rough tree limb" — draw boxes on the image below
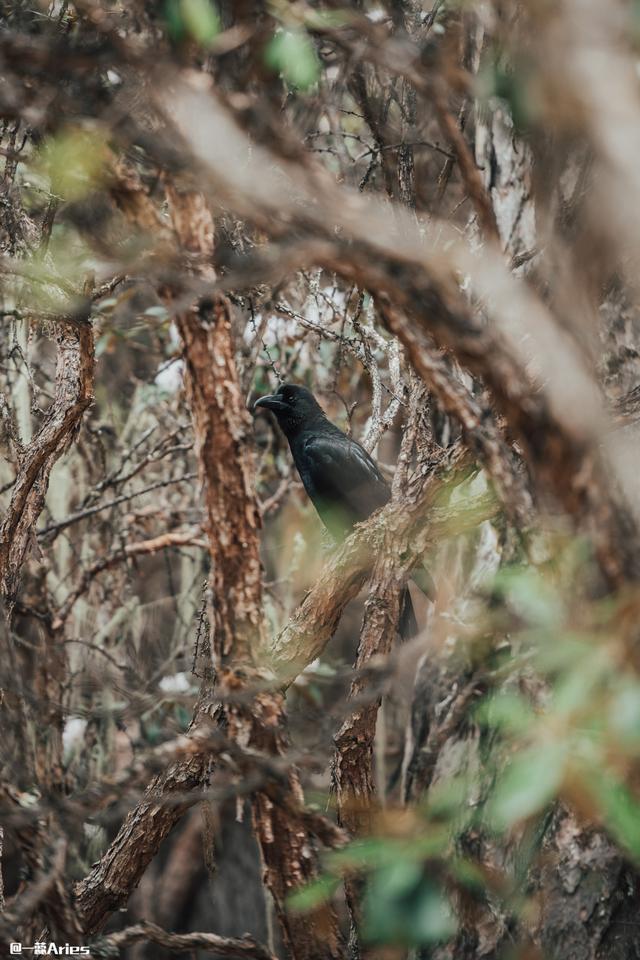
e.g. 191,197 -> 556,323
90,920 -> 277,960
269,468 -> 496,688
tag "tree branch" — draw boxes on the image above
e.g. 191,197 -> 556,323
0,318 -> 95,602
90,920 -> 277,960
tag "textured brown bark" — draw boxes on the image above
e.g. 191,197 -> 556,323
174,299 -> 264,666
332,579 -> 402,960
536,808 -> 640,960
332,465 -> 422,836
251,695 -> 344,960
74,753 -> 208,934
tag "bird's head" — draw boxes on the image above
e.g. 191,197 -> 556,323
253,383 -> 326,435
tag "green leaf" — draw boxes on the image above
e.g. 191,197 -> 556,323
287,874 -> 340,913
164,0 -> 185,40
174,704 -> 191,731
95,333 -> 114,358
476,691 -> 536,735
96,297 -> 118,312
370,859 -> 424,899
449,857 -> 486,892
265,29 -> 320,91
610,682 -> 640,742
303,9 -> 349,30
164,0 -> 220,46
363,872 -> 456,946
409,883 -> 457,943
144,305 -> 170,319
488,741 -> 566,829
327,836 -> 392,872
533,630 -> 593,673
180,0 -> 220,46
39,127 -> 108,202
552,651 -> 610,714
589,774 -> 640,860
495,567 -> 564,628
426,774 -> 474,818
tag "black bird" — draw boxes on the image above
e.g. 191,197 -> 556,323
253,383 -> 434,636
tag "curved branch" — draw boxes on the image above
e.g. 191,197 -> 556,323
91,920 -> 277,960
0,318 -> 95,602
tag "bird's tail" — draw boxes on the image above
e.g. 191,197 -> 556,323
399,585 -> 418,640
399,565 -> 436,640
412,564 -> 436,603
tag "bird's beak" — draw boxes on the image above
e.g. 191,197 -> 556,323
253,394 -> 288,414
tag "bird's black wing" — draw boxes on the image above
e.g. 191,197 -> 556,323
297,431 -> 390,537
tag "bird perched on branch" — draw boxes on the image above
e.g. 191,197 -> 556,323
253,382 -> 434,637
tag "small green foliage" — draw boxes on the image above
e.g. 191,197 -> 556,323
487,741 -> 567,829
363,869 -> 456,946
265,29 -> 320,91
174,703 -> 192,731
38,126 -> 108,202
287,874 -> 341,912
164,0 -> 220,47
95,297 -> 119,313
494,566 -> 564,628
477,56 -> 536,133
589,775 -> 640,860
551,648 -> 611,715
180,0 -> 220,45
303,9 -> 349,30
609,680 -> 640,744
476,691 -> 536,736
144,305 -> 170,320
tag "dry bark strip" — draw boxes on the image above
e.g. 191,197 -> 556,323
331,558 -> 404,960
174,299 -> 264,666
250,701 -> 344,960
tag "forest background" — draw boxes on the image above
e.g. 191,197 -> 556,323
2,1 -> 640,958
